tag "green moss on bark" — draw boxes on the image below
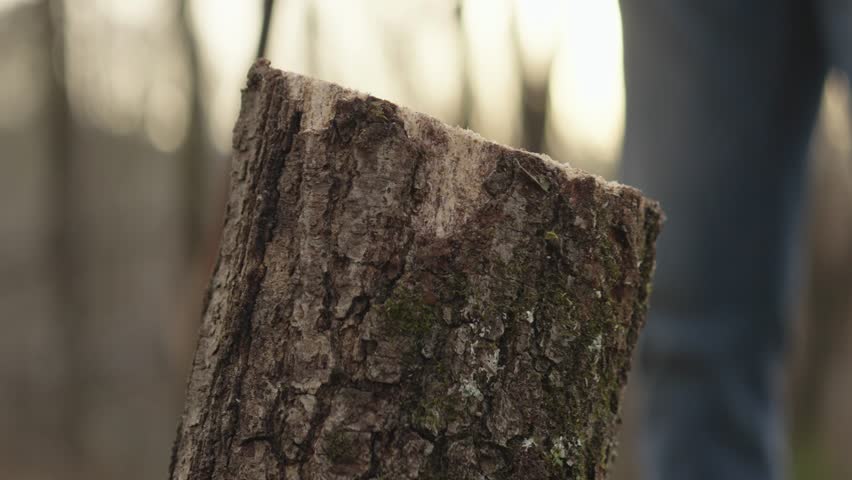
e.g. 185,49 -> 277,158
381,288 -> 438,337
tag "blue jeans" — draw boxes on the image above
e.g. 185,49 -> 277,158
618,1 -> 852,479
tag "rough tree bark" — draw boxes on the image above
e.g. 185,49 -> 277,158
170,60 -> 662,480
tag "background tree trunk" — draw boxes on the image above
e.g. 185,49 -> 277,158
41,1 -> 84,476
178,0 -> 209,268
169,60 -> 662,480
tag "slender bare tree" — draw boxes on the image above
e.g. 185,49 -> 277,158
41,1 -> 83,476
257,0 -> 276,59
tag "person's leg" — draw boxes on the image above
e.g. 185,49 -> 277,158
618,1 -> 827,479
818,0 -> 852,76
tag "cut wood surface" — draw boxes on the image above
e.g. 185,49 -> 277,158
170,59 -> 662,480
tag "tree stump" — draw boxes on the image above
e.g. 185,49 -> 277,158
170,60 -> 662,480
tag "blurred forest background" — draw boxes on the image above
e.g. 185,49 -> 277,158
2,0 -> 852,478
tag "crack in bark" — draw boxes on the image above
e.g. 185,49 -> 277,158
180,72 -> 304,479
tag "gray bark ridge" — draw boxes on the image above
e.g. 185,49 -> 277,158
170,59 -> 663,480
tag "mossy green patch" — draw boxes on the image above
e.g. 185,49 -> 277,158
412,395 -> 446,436
367,98 -> 392,122
410,361 -> 460,436
547,436 -> 569,467
441,271 -> 470,303
323,429 -> 360,464
381,287 -> 438,337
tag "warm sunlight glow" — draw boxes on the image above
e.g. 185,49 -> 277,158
0,0 -> 630,158
268,0 -> 462,126
407,18 -> 463,124
145,79 -> 189,153
823,71 -> 852,157
513,0 -> 566,83
188,0 -> 623,159
267,0 -> 311,75
464,0 -> 520,145
93,0 -> 168,28
0,0 -> 29,15
312,0 -> 405,105
548,0 -> 624,163
191,0 -> 261,152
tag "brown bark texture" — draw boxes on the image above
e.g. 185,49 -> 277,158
170,60 -> 663,480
